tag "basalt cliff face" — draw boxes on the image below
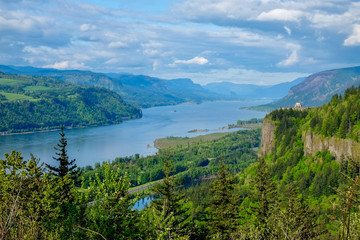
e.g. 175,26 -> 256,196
259,118 -> 276,158
302,131 -> 360,161
260,120 -> 360,161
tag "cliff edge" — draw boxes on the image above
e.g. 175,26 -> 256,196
303,131 -> 360,161
259,118 -> 275,158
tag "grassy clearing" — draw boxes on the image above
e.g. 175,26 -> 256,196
23,85 -> 53,92
0,78 -> 28,86
154,132 -> 231,150
0,92 -> 36,101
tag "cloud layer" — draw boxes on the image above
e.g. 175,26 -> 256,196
0,0 -> 359,85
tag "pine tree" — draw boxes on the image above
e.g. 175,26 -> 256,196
46,126 -> 80,181
45,125 -> 81,236
150,158 -> 193,239
84,163 -> 139,239
207,158 -> 238,239
251,157 -> 278,239
276,183 -> 321,239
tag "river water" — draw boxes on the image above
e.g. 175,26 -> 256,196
0,100 -> 270,167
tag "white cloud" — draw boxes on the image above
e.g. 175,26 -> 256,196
284,26 -> 291,35
310,13 -> 351,31
43,61 -> 87,70
257,9 -> 305,22
344,24 -> 360,46
108,41 -> 127,48
80,24 -> 96,31
153,60 -> 159,71
174,56 -> 209,65
277,44 -> 300,67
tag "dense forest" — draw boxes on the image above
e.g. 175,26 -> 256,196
0,73 -> 141,133
3,86 -> 360,239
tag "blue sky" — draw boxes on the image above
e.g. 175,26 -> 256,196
1,0 -> 360,85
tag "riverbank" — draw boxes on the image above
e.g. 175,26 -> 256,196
0,116 -> 141,136
154,132 -> 232,150
0,100 -> 268,167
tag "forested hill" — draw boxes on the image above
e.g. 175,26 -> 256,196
0,65 -> 306,108
0,65 -> 221,107
0,73 -> 141,134
253,85 -> 360,238
257,65 -> 360,110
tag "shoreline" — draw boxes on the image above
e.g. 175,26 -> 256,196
0,116 -> 140,136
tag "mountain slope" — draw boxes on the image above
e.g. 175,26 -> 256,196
0,66 -> 220,107
204,77 -> 305,99
0,73 -> 141,134
258,66 -> 360,110
105,74 -> 222,107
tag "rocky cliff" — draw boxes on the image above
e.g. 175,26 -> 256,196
302,131 -> 360,161
259,118 -> 275,158
259,119 -> 360,161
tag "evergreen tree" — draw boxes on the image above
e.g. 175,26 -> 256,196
44,126 -> 83,238
0,151 -> 60,239
84,163 -> 139,239
251,157 -> 277,239
207,158 -> 238,239
337,157 -> 360,240
150,158 -> 193,239
276,184 -> 322,239
46,125 -> 80,181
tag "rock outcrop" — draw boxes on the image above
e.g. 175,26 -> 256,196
259,119 -> 360,161
259,118 -> 276,158
302,131 -> 360,161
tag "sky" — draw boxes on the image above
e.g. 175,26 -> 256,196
1,0 -> 360,85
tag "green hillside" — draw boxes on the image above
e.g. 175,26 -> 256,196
250,86 -> 360,238
0,73 -> 141,133
0,66 -> 221,108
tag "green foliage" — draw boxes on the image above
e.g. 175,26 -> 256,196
0,73 -> 141,133
228,118 -> 263,129
207,159 -> 238,239
148,160 -> 194,239
249,158 -> 278,239
274,184 -> 321,239
308,85 -> 360,141
0,151 -> 85,239
46,126 -> 80,181
81,129 -> 261,189
84,163 -> 138,239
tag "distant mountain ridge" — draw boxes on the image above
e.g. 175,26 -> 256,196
0,66 -> 221,107
257,66 -> 360,110
204,77 -> 305,99
0,65 -> 306,107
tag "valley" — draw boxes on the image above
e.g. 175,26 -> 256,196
2,65 -> 360,239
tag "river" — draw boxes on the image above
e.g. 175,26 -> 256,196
0,100 -> 270,167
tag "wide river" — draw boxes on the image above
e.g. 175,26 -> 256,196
0,100 -> 270,167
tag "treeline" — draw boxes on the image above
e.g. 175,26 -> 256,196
0,73 -> 141,133
81,129 -> 261,188
308,85 -> 360,140
228,118 -> 263,129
